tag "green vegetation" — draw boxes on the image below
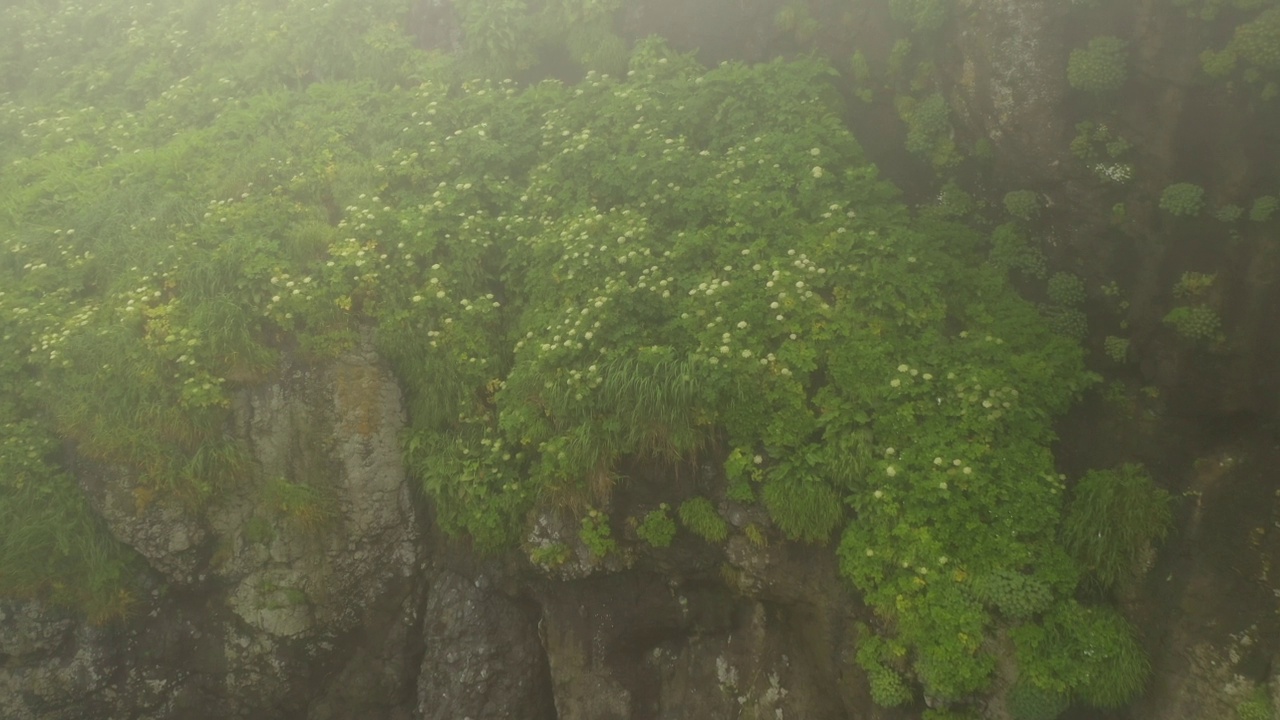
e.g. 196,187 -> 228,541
1069,121 -> 1133,185
856,633 -> 915,707
1047,273 -> 1087,306
1042,273 -> 1088,341
1201,7 -> 1280,99
1011,601 -> 1151,710
1237,685 -> 1276,720
897,92 -> 962,169
679,498 -> 729,544
969,569 -> 1053,619
1251,195 -> 1279,221
1008,680 -> 1070,720
889,0 -> 950,34
1067,37 -> 1129,94
1174,271 -> 1218,299
1164,305 -> 1223,342
1062,465 -> 1173,591
1104,336 -> 1132,363
1174,0 -> 1278,22
1003,191 -> 1041,221
989,224 -> 1048,279
0,1 -> 1155,711
1160,183 -> 1208,217
635,505 -> 677,548
578,509 -> 616,557
1216,204 -> 1246,222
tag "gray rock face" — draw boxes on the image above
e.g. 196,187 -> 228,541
2,336 -> 425,720
0,601 -> 107,720
416,570 -> 553,720
218,337 -> 418,641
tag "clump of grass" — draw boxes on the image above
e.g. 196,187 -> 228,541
678,497 -> 728,543
1062,464 -> 1172,591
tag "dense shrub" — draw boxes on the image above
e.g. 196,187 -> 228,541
1068,37 -> 1129,94
1160,183 -> 1207,217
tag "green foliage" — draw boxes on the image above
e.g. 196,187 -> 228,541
1067,37 -> 1129,94
1174,0 -> 1278,22
849,51 -> 875,103
1104,336 -> 1132,363
898,93 -> 962,169
1003,191 -> 1041,221
679,497 -> 729,543
0,426 -> 138,623
969,569 -> 1053,619
889,0 -> 950,33
1012,601 -> 1150,710
775,2 -> 821,43
1,10 -> 1101,700
1202,8 -> 1280,91
578,508 -> 616,557
1174,271 -> 1217,299
1251,195 -> 1279,221
924,710 -> 981,720
1163,305 -> 1223,343
529,542 -> 571,568
761,457 -> 844,543
1043,307 -> 1088,341
1062,465 -> 1172,590
1008,681 -> 1070,720
1160,183 -> 1207,217
867,664 -> 914,707
635,504 -> 677,548
990,223 -> 1048,279
1069,122 -> 1133,184
454,0 -> 627,77
1041,274 -> 1087,341
1237,686 -> 1276,720
856,633 -> 914,707
1047,273 -> 1086,306
1216,204 -> 1245,222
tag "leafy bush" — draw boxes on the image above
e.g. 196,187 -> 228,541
1215,204 -> 1245,222
868,664 -> 914,707
856,633 -> 914,707
1008,681 -> 1069,720
969,569 -> 1053,619
1163,306 -> 1223,343
1047,273 -> 1086,306
1062,465 -> 1172,590
899,92 -> 961,168
579,509 -> 616,557
1003,191 -> 1041,221
1219,9 -> 1280,76
1104,336 -> 1131,363
635,505 -> 677,548
1012,601 -> 1150,710
1173,272 -> 1217,299
1251,195 -> 1278,222
679,498 -> 729,543
1068,37 -> 1129,94
889,0 -> 950,33
1160,183 -> 1207,217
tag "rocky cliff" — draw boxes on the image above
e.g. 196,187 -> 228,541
3,1 -> 1280,719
